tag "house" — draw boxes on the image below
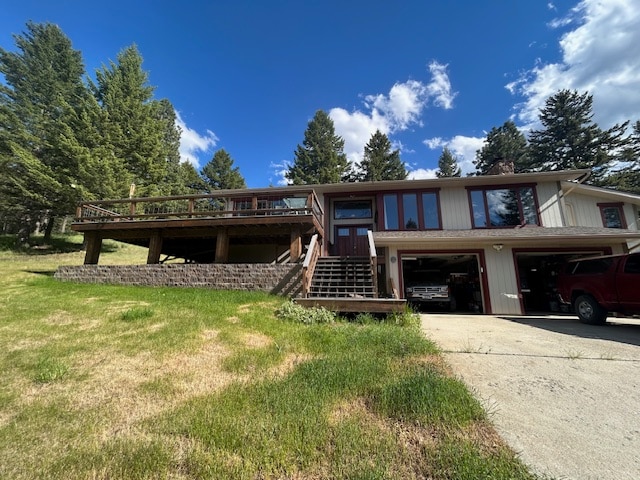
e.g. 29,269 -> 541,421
66,167 -> 640,315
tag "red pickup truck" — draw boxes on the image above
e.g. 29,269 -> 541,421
556,253 -> 640,324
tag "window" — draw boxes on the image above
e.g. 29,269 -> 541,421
598,203 -> 626,229
381,191 -> 440,230
468,186 -> 539,228
334,200 -> 372,219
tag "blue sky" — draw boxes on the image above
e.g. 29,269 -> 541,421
2,0 -> 639,187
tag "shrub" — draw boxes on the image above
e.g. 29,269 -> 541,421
275,300 -> 336,324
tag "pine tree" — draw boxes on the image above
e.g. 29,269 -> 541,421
527,90 -> 629,182
201,149 -> 246,190
436,147 -> 462,177
358,130 -> 407,181
92,45 -> 182,197
286,110 -> 350,184
601,120 -> 640,193
474,120 -> 529,175
0,21 -> 91,242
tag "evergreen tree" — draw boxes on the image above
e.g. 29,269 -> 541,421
358,130 -> 407,181
527,90 -> 629,182
436,147 -> 462,177
92,45 -> 182,197
0,21 -> 91,242
201,149 -> 246,190
602,120 -> 640,193
474,120 -> 529,175
286,110 -> 349,184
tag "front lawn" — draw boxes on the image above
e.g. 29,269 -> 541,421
0,235 -> 538,479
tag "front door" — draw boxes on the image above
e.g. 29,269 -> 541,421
336,226 -> 370,257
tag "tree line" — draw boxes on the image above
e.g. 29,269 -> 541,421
0,22 -> 244,244
2,22 -> 639,245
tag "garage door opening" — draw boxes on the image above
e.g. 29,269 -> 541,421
515,250 -> 604,314
401,254 -> 484,313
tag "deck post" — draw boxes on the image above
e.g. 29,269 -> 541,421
83,232 -> 102,265
147,232 -> 163,264
290,227 -> 302,262
215,228 -> 229,263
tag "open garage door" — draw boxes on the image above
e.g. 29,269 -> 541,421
515,250 -> 605,314
401,254 -> 484,313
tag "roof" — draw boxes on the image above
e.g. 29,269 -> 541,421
561,181 -> 640,205
373,226 -> 640,247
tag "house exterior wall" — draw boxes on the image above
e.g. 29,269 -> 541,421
563,192 -> 638,230
440,187 -> 472,229
484,246 -> 521,314
537,181 -> 565,227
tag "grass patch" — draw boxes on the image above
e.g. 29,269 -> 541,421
119,307 -> 154,322
0,236 -> 539,479
33,356 -> 70,383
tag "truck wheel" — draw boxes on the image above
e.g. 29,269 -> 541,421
574,295 -> 607,325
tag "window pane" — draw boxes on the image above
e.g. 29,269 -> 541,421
402,194 -> 418,229
356,227 -> 368,236
487,189 -> 520,227
421,193 -> 439,229
334,200 -> 372,219
337,228 -> 349,236
624,254 -> 640,274
520,187 -> 539,225
470,191 -> 487,227
383,194 -> 399,229
602,207 -> 623,228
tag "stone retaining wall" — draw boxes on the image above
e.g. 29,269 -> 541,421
54,263 -> 303,297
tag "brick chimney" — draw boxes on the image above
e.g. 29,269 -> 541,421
487,158 -> 515,175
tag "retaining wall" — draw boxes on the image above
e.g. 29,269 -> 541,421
54,263 -> 303,297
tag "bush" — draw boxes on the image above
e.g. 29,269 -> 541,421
275,300 -> 336,324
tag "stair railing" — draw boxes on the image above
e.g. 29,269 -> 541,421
367,230 -> 378,298
301,234 -> 320,297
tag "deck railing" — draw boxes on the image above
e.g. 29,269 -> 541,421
301,234 -> 320,297
75,189 -> 324,226
367,230 -> 378,298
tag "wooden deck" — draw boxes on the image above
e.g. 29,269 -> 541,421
295,297 -> 407,313
72,189 -> 324,264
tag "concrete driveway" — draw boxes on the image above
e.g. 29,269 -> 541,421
421,313 -> 640,480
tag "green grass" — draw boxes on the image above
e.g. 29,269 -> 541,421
0,234 -> 540,479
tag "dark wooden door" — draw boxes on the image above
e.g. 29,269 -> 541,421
336,226 -> 370,257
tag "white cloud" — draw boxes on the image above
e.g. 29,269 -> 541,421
175,112 -> 218,167
407,168 -> 438,180
510,0 -> 640,130
330,61 -> 457,168
422,135 -> 485,176
269,160 -> 291,186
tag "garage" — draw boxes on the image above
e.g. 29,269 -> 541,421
514,249 -> 606,314
401,254 -> 484,313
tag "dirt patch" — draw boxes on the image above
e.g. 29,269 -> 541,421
268,353 -> 313,378
242,332 -> 272,348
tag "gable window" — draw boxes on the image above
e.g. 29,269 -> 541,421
598,203 -> 626,229
381,191 -> 440,230
334,200 -> 372,219
468,185 -> 540,228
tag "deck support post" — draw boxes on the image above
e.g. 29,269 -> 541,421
290,227 -> 302,262
215,228 -> 229,263
83,232 -> 102,265
147,232 -> 163,264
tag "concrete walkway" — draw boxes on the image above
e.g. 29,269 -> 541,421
421,313 -> 640,480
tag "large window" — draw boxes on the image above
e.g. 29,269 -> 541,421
469,186 -> 540,228
334,200 -> 372,219
381,191 -> 440,230
598,203 -> 626,229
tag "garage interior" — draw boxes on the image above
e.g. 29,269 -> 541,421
401,254 -> 483,313
515,251 -> 603,314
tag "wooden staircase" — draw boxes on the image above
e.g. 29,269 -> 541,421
307,256 -> 377,298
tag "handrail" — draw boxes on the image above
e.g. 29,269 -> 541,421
301,234 -> 320,297
74,189 -> 323,227
367,230 -> 378,298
